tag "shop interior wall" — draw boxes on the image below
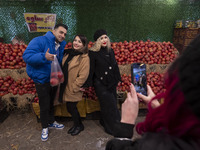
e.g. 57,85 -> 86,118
0,0 -> 199,44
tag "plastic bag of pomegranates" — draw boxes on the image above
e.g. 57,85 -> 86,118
50,55 -> 64,86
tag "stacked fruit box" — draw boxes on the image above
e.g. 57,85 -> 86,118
173,28 -> 200,53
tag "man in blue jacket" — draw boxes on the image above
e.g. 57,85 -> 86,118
23,23 -> 68,141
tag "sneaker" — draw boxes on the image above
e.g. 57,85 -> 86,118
48,121 -> 64,129
41,128 -> 48,141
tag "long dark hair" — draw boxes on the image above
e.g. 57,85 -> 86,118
136,34 -> 200,142
72,34 -> 88,54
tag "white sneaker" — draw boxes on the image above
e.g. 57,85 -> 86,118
48,121 -> 64,129
41,128 -> 48,141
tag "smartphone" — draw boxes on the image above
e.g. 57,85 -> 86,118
131,63 -> 147,96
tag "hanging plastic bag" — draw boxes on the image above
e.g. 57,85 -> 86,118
50,55 -> 64,86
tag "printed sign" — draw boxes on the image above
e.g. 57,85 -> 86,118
24,13 -> 56,32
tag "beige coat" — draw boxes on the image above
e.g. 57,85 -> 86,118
62,53 -> 90,102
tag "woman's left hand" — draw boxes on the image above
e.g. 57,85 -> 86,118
121,83 -> 139,125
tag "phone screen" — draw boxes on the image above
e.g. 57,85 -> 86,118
131,63 -> 147,96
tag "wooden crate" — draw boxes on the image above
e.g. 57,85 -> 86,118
173,28 -> 200,53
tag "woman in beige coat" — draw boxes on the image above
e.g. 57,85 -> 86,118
59,34 -> 89,136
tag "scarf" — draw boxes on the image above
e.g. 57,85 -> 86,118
58,49 -> 83,102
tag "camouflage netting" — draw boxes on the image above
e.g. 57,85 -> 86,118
0,0 -> 200,44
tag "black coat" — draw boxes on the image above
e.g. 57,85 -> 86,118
84,47 -> 121,89
106,122 -> 200,150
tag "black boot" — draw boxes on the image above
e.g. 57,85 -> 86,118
71,124 -> 84,136
67,126 -> 76,134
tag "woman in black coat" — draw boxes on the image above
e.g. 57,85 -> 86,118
86,29 -> 121,135
106,34 -> 200,150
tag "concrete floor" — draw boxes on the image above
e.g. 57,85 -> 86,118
0,109 -> 145,150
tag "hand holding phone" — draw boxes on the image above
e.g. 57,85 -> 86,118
137,85 -> 160,108
131,63 -> 147,96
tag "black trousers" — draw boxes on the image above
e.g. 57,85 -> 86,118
35,83 -> 57,128
66,102 -> 82,126
94,79 -> 121,135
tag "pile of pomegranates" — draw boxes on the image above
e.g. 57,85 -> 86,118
0,40 -> 178,104
0,76 -> 36,96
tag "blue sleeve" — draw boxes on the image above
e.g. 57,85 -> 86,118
22,37 -> 50,67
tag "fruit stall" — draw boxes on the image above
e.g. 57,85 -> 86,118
0,40 -> 179,118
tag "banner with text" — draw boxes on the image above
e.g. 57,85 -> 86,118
24,13 -> 56,32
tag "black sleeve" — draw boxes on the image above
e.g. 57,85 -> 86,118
106,139 -> 135,150
105,122 -> 135,150
107,132 -> 200,150
82,50 -> 95,87
113,121 -> 135,138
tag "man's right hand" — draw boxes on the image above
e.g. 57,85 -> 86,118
45,48 -> 55,61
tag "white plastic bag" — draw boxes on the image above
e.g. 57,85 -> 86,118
50,55 -> 64,86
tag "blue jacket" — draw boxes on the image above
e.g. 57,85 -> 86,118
23,31 -> 66,84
